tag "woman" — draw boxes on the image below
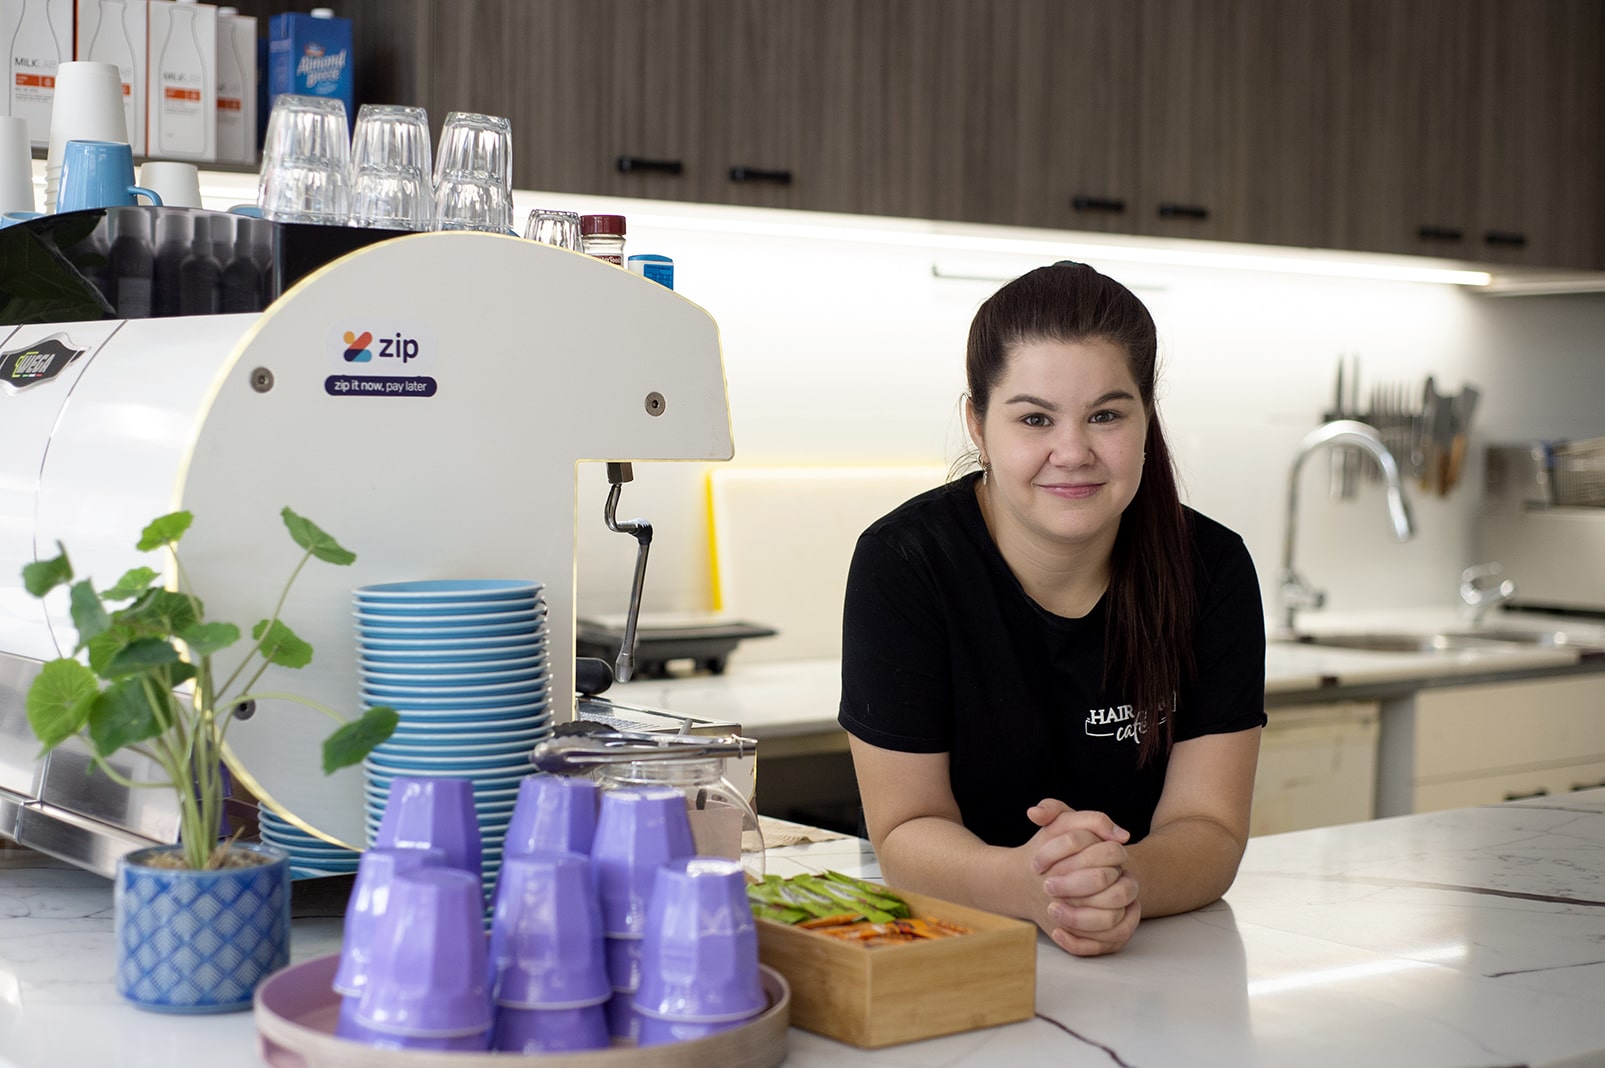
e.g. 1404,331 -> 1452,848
839,262 -> 1266,956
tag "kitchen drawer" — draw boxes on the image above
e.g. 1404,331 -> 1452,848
1251,701 -> 1379,836
1413,675 -> 1605,780
1412,759 -> 1605,813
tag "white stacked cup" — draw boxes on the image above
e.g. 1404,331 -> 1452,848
0,116 -> 37,215
45,62 -> 130,212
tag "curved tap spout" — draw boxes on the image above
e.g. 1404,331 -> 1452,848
1278,420 -> 1415,636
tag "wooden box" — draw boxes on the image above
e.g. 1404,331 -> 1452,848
755,888 -> 1037,1048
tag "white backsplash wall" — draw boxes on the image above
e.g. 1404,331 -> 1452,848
546,196 -> 1605,652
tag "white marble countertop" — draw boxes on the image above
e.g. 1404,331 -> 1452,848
2,791 -> 1604,1066
611,607 -> 1605,741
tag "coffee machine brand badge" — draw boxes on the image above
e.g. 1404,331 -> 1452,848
0,334 -> 87,394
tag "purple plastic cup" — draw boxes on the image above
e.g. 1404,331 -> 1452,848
633,857 -> 764,1023
351,867 -> 494,1039
488,852 -> 610,1010
604,934 -> 644,992
332,846 -> 448,999
637,1013 -> 747,1047
505,775 -> 599,858
371,777 -> 483,885
605,990 -> 640,1042
590,787 -> 695,937
339,998 -> 491,1051
492,1003 -> 610,1053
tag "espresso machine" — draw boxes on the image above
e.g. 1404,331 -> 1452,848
0,226 -> 741,874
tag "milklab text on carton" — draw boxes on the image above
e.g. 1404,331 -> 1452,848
3,0 -> 72,147
215,6 -> 253,164
147,0 -> 216,161
267,9 -> 351,127
76,0 -> 147,155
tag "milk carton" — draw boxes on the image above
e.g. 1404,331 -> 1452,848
214,5 -> 254,163
267,8 -> 350,127
2,0 -> 72,147
147,0 -> 216,161
76,0 -> 147,155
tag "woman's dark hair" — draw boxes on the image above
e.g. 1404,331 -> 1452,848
965,262 -> 1195,766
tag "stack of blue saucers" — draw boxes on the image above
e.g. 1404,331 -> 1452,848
354,579 -> 550,896
257,804 -> 362,879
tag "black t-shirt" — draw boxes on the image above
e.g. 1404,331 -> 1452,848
838,474 -> 1267,847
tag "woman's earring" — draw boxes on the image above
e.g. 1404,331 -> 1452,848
980,456 -> 991,484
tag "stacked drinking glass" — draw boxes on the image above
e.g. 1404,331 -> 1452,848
353,579 -> 551,899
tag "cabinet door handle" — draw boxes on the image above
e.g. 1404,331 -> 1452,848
729,166 -> 792,186
1484,230 -> 1528,249
1503,787 -> 1550,801
1157,202 -> 1209,221
616,156 -> 684,176
1416,225 -> 1465,242
1072,195 -> 1126,214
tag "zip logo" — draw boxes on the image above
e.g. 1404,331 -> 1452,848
328,322 -> 434,373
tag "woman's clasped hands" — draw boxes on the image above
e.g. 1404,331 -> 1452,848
1023,799 -> 1141,956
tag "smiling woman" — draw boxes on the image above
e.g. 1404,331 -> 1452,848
838,262 -> 1267,957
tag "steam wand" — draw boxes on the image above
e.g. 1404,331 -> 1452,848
604,462 -> 653,683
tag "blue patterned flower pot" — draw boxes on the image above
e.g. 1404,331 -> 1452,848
115,842 -> 291,1014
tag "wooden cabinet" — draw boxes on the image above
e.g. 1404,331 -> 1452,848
232,0 -> 1605,270
1388,674 -> 1605,814
1251,701 -> 1379,837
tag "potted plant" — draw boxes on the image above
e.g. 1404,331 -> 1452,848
21,506 -> 397,1013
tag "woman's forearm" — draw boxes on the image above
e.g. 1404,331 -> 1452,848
875,815 -> 1047,928
1122,814 -> 1248,918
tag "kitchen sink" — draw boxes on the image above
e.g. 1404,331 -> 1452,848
1281,632 -> 1473,654
1280,628 -> 1591,654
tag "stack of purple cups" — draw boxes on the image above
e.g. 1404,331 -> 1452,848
488,851 -> 613,1052
590,786 -> 697,1042
632,857 -> 767,1045
338,867 -> 495,1050
331,845 -> 448,1041
369,776 -> 483,889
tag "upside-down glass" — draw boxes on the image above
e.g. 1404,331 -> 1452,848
523,209 -> 582,250
433,112 -> 512,233
258,94 -> 351,225
349,104 -> 434,231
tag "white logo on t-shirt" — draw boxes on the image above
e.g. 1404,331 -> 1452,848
1084,703 -> 1164,746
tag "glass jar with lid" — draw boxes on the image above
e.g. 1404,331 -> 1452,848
593,755 -> 764,880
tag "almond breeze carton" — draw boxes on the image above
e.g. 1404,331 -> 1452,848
2,0 -> 72,147
215,5 -> 254,163
76,0 -> 148,156
147,0 -> 217,161
268,8 -> 351,127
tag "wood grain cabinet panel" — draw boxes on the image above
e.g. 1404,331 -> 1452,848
1135,0 -> 1334,247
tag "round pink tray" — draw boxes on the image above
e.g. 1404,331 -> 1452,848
254,953 -> 790,1067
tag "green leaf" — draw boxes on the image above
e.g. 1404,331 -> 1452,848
86,625 -> 133,677
179,621 -> 239,658
281,507 -> 356,566
104,638 -> 181,678
25,659 -> 99,751
322,706 -> 398,773
252,619 -> 313,669
87,678 -> 165,756
136,511 -> 193,552
119,589 -> 199,636
68,580 -> 111,648
21,546 -> 72,598
102,567 -> 159,602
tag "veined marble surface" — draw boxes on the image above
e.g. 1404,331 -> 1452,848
1,792 -> 1603,1067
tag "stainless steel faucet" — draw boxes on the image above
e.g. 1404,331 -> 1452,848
1278,419 -> 1415,636
1460,563 -> 1516,623
604,462 -> 653,683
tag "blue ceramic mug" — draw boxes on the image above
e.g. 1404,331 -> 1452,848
56,140 -> 163,213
